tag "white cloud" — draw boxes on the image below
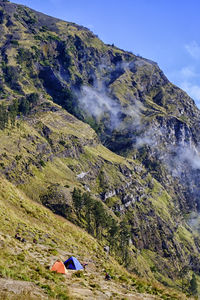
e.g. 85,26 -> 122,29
167,65 -> 200,108
180,66 -> 198,79
180,147 -> 200,170
185,41 -> 200,60
181,81 -> 200,107
166,66 -> 198,85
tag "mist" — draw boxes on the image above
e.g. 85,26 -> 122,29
78,84 -> 121,130
178,146 -> 200,170
77,80 -> 144,131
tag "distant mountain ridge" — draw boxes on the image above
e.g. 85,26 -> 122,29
0,0 -> 200,297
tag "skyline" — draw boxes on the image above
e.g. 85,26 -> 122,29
12,0 -> 200,108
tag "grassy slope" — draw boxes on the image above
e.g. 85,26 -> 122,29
0,106 -> 198,296
0,176 -> 190,300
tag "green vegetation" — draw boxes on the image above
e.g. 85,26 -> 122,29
0,93 -> 40,129
72,187 -> 131,263
0,1 -> 200,298
189,274 -> 198,297
0,177 -> 189,299
0,102 -> 198,295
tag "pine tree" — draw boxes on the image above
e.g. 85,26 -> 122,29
108,218 -> 119,251
72,188 -> 83,218
83,192 -> 94,235
0,103 -> 8,130
18,97 -> 30,115
93,201 -> 106,239
189,273 -> 198,296
119,220 -> 131,264
8,100 -> 18,127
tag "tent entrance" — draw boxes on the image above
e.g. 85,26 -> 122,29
65,259 -> 75,270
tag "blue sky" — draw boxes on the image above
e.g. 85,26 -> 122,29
13,0 -> 200,108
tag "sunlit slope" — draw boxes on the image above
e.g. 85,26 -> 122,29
0,1 -> 200,296
0,103 -> 198,295
0,176 -> 189,300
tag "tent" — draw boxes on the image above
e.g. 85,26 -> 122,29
64,256 -> 83,270
50,260 -> 67,274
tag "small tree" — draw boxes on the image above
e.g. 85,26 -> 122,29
18,97 -> 30,115
189,273 -> 198,296
0,103 -> 8,130
83,192 -> 94,234
8,100 -> 18,127
72,188 -> 83,219
119,219 -> 131,264
178,265 -> 189,293
108,218 -> 119,251
27,93 -> 39,105
93,201 -> 106,239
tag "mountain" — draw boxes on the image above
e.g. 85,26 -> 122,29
0,0 -> 200,298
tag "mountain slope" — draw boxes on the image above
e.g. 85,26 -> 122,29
0,0 -> 200,297
0,176 -> 188,300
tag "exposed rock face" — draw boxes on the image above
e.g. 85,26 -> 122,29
0,0 -> 200,289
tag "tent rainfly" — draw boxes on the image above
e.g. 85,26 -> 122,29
50,260 -> 67,274
64,256 -> 83,270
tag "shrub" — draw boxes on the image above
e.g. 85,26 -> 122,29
39,160 -> 46,167
18,97 -> 30,115
72,270 -> 85,278
59,140 -> 66,146
3,65 -> 21,90
10,40 -> 19,46
17,48 -> 33,66
48,248 -> 58,255
0,103 -> 8,129
15,154 -> 22,161
0,10 -> 4,24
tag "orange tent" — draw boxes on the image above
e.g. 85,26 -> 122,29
50,260 -> 67,274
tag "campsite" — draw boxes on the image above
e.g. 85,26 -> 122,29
51,256 -> 84,274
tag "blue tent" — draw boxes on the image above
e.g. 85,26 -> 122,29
64,256 -> 83,270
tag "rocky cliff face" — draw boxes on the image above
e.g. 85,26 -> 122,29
0,0 -> 200,292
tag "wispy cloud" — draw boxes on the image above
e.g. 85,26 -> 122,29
180,81 -> 200,106
167,63 -> 200,107
180,66 -> 198,79
77,83 -> 143,131
185,41 -> 200,60
167,66 -> 198,84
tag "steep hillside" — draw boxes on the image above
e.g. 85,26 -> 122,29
2,176 -> 186,300
0,0 -> 200,297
